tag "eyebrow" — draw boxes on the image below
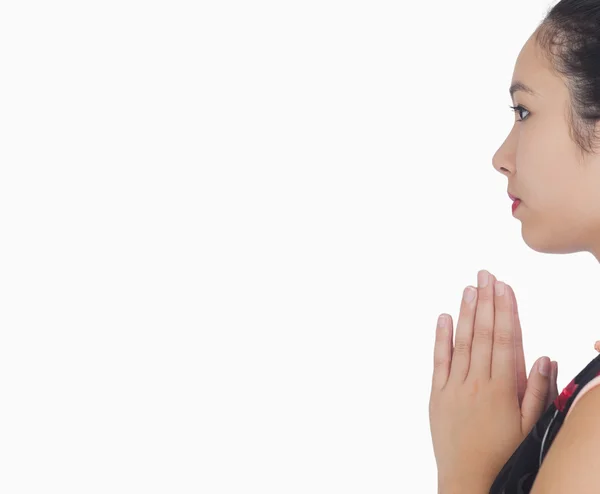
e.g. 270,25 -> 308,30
509,81 -> 538,99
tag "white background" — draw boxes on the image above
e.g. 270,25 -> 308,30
1,0 -> 598,492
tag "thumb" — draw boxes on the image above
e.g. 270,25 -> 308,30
544,361 -> 559,411
521,357 -> 551,434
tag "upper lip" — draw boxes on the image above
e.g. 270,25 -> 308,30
508,191 -> 520,201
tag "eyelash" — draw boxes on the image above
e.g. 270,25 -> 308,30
509,104 -> 530,121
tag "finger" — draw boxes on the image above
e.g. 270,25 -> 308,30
432,314 -> 453,391
509,286 -> 528,408
448,285 -> 478,383
521,357 -> 551,434
552,361 -> 559,400
469,270 -> 496,379
545,360 -> 559,410
491,281 -> 517,391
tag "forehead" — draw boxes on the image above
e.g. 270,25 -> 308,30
514,36 -> 545,73
511,35 -> 565,101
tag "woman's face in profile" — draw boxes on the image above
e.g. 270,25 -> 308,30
492,31 -> 600,256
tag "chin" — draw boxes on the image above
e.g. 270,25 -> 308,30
521,223 -> 587,254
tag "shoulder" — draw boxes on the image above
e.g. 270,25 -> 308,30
531,380 -> 600,493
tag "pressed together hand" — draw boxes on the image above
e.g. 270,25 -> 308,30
429,270 -> 559,493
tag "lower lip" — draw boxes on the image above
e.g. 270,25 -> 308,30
512,199 -> 521,214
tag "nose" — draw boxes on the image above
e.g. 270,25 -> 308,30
492,133 -> 516,177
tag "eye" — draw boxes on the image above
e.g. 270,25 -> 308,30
509,104 -> 530,122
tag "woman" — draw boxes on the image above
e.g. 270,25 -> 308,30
429,1 -> 600,493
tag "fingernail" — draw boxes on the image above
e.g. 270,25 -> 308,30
478,270 -> 489,288
463,286 -> 476,302
494,281 -> 505,296
538,357 -> 550,377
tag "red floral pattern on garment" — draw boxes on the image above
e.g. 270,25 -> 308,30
490,355 -> 600,493
554,378 -> 578,412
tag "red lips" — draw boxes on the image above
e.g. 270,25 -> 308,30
508,191 -> 520,201
512,199 -> 521,214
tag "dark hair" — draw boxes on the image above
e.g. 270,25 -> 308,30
535,0 -> 600,158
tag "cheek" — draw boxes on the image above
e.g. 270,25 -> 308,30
517,141 -> 572,202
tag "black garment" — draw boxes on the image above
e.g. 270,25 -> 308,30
489,353 -> 600,493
